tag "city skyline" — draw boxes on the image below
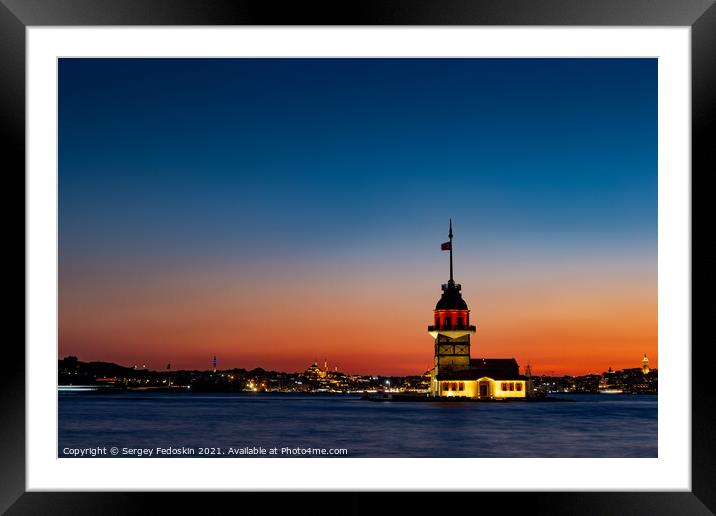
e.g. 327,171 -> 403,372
59,58 -> 657,376
58,352 -> 656,379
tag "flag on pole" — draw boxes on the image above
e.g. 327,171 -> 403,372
441,241 -> 451,251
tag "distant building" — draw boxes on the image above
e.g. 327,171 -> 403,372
300,360 -> 351,392
428,221 -> 527,399
598,366 -> 620,392
642,354 -> 650,374
304,361 -> 326,380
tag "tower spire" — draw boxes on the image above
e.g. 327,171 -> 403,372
449,219 -> 454,284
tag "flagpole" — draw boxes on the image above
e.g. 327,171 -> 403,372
449,219 -> 453,283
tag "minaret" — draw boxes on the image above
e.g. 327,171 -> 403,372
642,354 -> 650,374
428,220 -> 476,396
212,354 -> 217,373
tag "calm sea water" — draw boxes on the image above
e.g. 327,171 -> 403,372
58,392 -> 657,458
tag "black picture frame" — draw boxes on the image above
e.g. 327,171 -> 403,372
4,0 -> 714,513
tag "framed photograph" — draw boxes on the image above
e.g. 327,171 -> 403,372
6,0 -> 713,513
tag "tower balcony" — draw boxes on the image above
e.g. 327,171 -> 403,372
427,324 -> 476,339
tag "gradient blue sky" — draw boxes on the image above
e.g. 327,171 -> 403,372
59,58 -> 657,374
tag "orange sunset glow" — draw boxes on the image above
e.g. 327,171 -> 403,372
58,243 -> 657,376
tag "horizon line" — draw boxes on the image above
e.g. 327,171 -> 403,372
58,355 -> 656,378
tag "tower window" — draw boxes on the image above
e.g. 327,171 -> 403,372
445,317 -> 451,328
457,317 -> 463,327
501,382 -> 507,390
516,383 -> 523,391
509,383 -> 515,391
459,382 -> 464,391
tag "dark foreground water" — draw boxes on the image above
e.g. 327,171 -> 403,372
58,392 -> 657,458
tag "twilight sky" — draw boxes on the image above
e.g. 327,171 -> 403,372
58,58 -> 657,375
